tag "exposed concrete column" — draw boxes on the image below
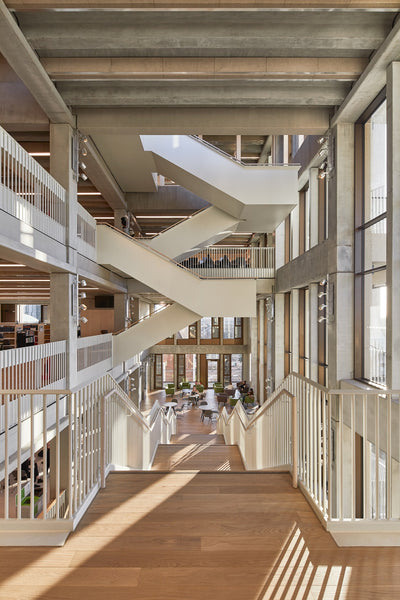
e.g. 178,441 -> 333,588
309,167 -> 319,249
249,315 -> 258,394
275,221 -> 285,270
114,208 -> 129,233
291,204 -> 299,260
49,124 -> 77,266
273,136 -> 284,164
291,289 -> 299,373
258,299 -> 265,405
114,293 -> 128,332
387,62 -> 400,389
274,293 -> 285,389
309,283 -> 319,382
50,273 -> 77,389
327,123 -> 355,388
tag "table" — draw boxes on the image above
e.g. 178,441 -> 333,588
163,401 -> 178,412
197,405 -> 219,421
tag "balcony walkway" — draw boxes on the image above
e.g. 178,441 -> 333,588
2,389 -> 400,599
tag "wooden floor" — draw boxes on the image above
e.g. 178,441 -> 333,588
3,390 -> 400,598
152,442 -> 244,471
2,472 -> 400,599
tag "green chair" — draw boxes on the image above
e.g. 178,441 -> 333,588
243,395 -> 255,405
229,397 -> 238,407
213,382 -> 224,394
196,384 -> 204,393
165,384 -> 175,396
179,381 -> 191,390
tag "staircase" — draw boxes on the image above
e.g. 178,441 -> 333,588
152,434 -> 245,471
141,134 -> 299,232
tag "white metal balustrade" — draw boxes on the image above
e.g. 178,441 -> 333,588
0,341 -> 67,433
0,373 -> 175,545
77,334 -> 112,372
218,372 -> 400,545
180,246 -> 275,278
0,126 -> 66,243
77,204 -> 97,261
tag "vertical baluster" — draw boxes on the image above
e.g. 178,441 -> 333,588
4,394 -> 9,519
30,394 -> 35,519
363,395 -> 368,518
351,394 -> 355,520
42,393 -> 47,519
387,393 -> 391,520
17,394 -> 21,519
55,394 -> 60,518
375,394 -> 380,519
339,394 -> 343,521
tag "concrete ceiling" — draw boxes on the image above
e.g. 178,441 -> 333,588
1,2 -> 400,230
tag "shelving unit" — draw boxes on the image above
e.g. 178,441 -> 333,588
0,323 -> 50,350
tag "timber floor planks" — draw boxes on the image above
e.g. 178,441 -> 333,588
151,443 -> 245,471
2,472 -> 400,599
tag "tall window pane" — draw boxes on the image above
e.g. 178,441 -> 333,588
201,317 -> 211,339
363,270 -> 386,385
163,354 -> 174,385
231,354 -> 243,383
223,317 -> 234,339
185,354 -> 197,382
364,100 -> 386,223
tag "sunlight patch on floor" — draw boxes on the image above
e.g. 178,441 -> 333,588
257,526 -> 351,599
1,472 -> 198,597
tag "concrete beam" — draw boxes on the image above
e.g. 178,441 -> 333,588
59,80 -> 350,107
332,16 -> 400,125
15,10 -> 390,58
0,0 -> 74,125
84,137 -> 127,210
0,56 -> 49,131
76,106 -> 331,135
5,1 -> 400,8
41,57 -> 367,81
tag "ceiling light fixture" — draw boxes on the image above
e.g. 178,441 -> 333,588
77,192 -> 102,196
80,173 -> 88,181
318,316 -> 327,323
80,161 -> 87,170
79,316 -> 88,324
136,215 -> 189,219
93,216 -> 114,220
28,152 -> 51,157
0,279 -> 49,282
79,279 -> 87,287
0,264 -> 26,267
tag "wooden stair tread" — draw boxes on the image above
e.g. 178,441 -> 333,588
152,443 -> 245,472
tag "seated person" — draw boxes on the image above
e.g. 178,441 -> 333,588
247,388 -> 255,401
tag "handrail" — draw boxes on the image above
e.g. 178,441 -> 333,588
219,387 -> 297,488
144,205 -> 209,237
189,135 -> 299,168
98,223 -> 204,280
104,382 -> 150,430
113,303 -> 171,336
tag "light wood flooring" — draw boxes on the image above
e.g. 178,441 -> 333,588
2,390 -> 400,598
2,472 -> 400,599
151,389 -> 244,471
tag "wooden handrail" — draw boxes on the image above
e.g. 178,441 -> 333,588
113,303 -> 172,336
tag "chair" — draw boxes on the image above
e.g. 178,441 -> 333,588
165,384 -> 175,396
216,392 -> 228,407
196,384 -> 204,393
229,397 -> 238,407
179,381 -> 191,390
213,382 -> 224,394
203,410 -> 217,424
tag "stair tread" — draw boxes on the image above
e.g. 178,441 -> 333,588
152,443 -> 244,472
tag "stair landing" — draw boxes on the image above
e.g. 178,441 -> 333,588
152,438 -> 244,472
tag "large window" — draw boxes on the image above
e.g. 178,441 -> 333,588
355,99 -> 387,385
200,317 -> 219,339
223,317 -> 242,340
163,354 -> 174,385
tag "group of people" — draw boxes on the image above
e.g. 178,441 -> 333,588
181,254 -> 249,269
233,380 -> 255,402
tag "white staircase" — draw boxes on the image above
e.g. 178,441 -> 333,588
140,134 -> 299,233
144,205 -> 240,261
97,224 -> 257,318
112,303 -> 200,365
